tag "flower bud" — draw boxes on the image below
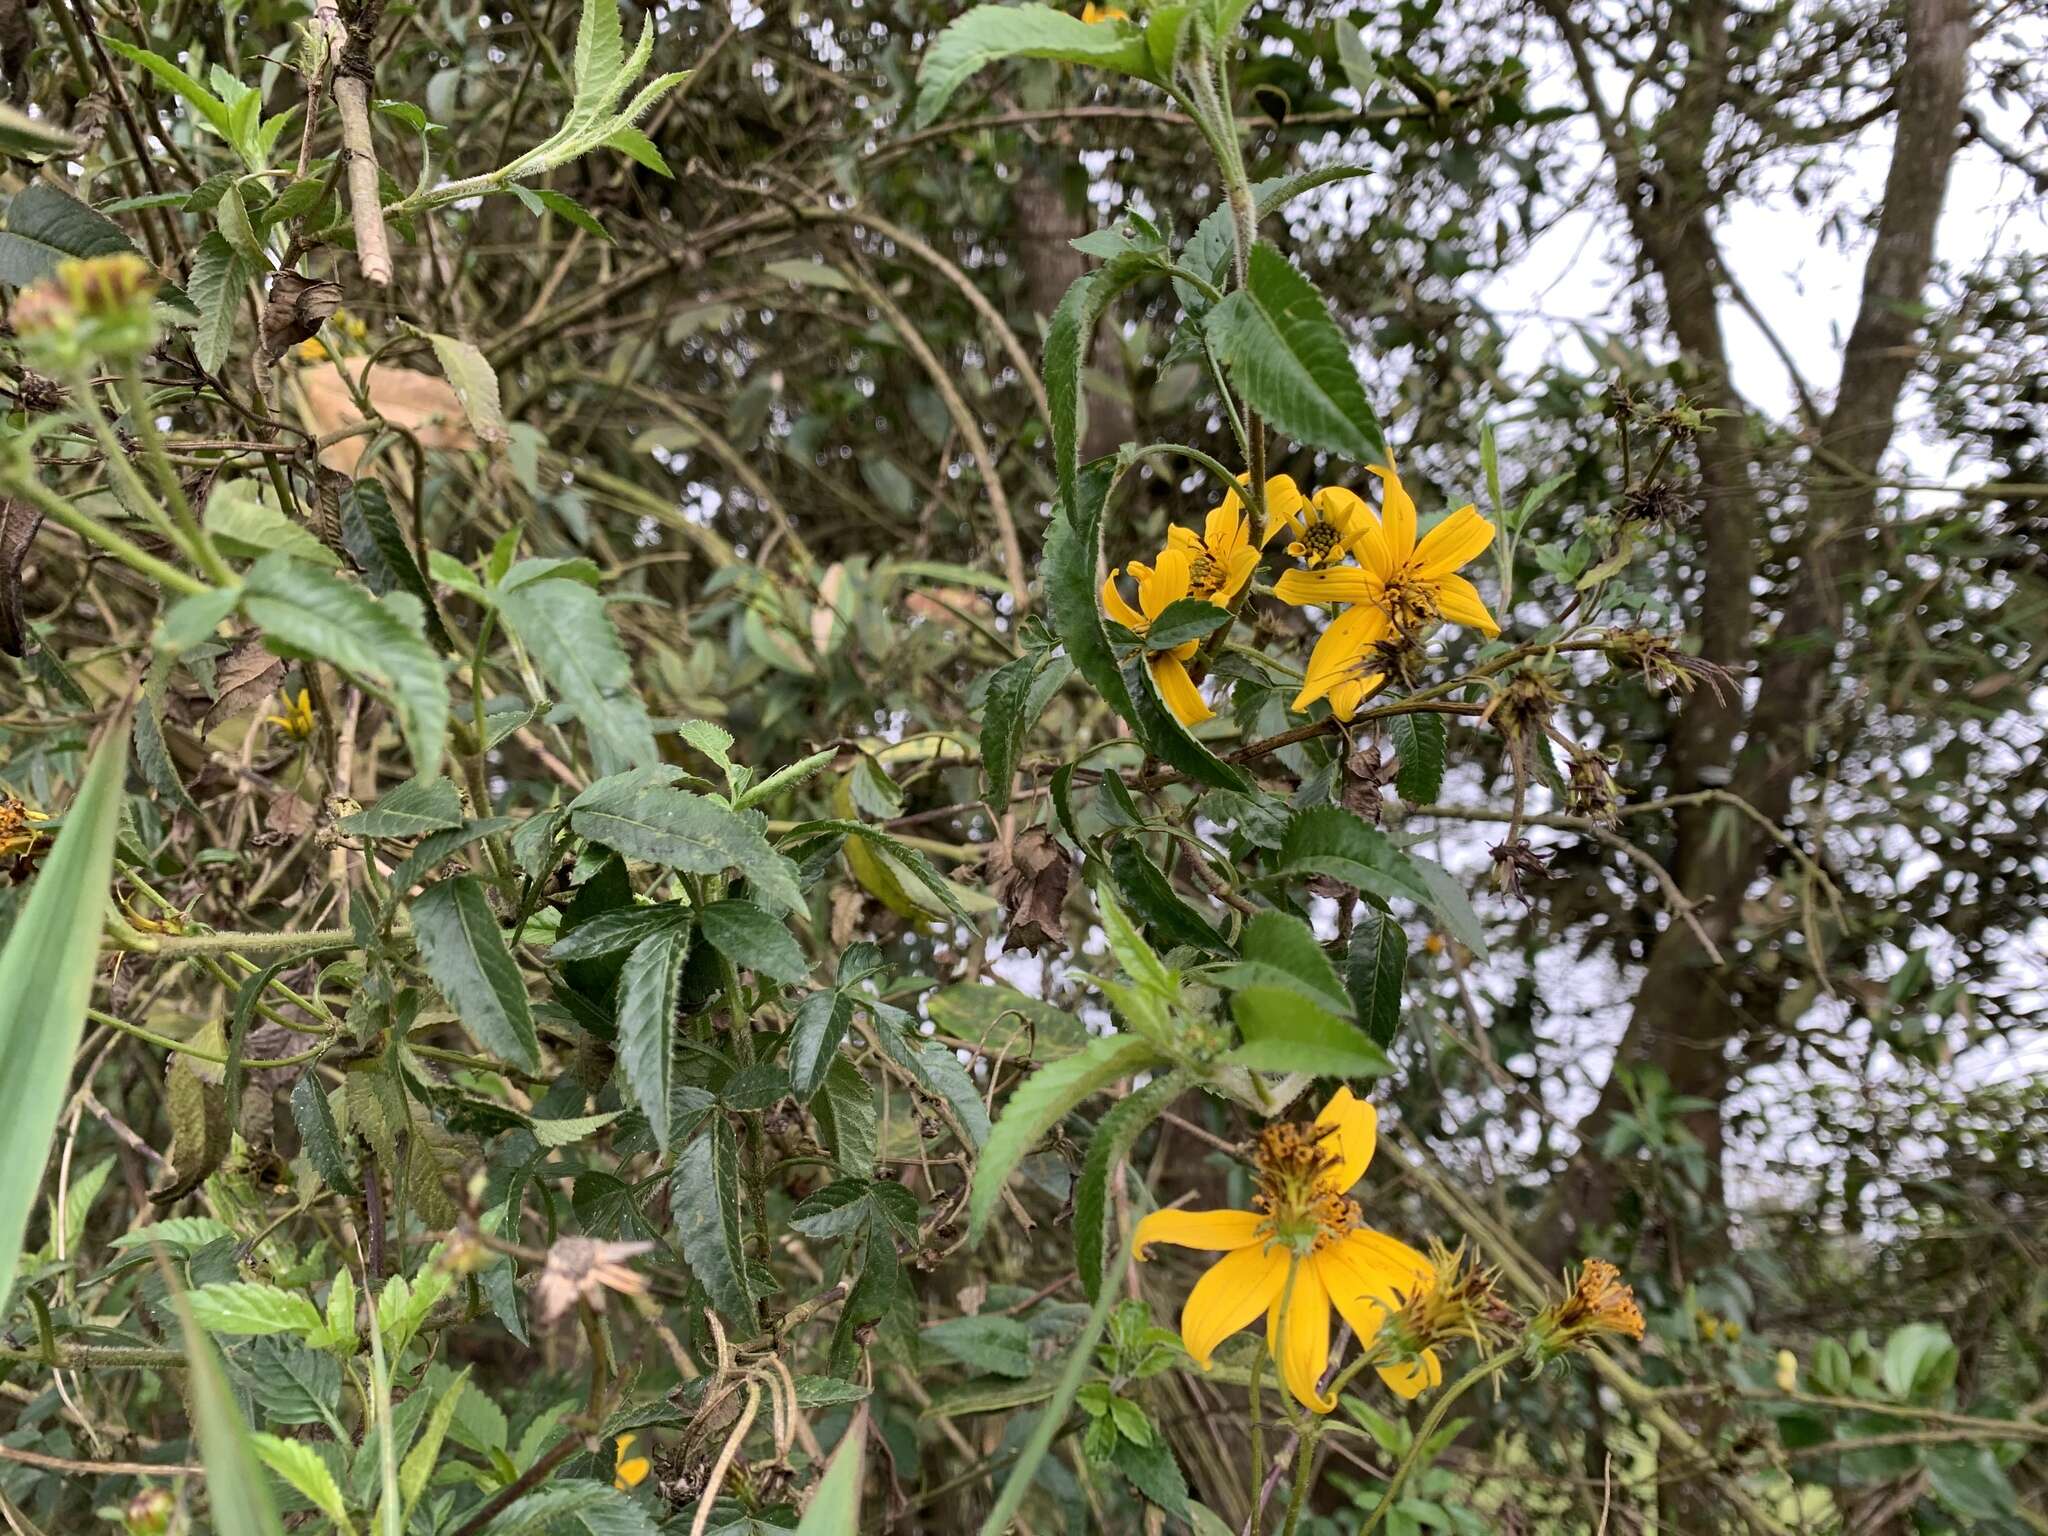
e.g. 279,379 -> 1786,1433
1528,1258 -> 1645,1362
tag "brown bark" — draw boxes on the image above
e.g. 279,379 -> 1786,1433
1014,163 -> 1133,460
1538,0 -> 1976,1259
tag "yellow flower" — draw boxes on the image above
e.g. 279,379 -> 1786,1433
265,688 -> 317,742
1274,463 -> 1500,639
1082,3 -> 1130,20
1290,603 -> 1393,722
1279,485 -> 1376,569
295,336 -> 329,363
1529,1257 -> 1645,1361
1132,1088 -> 1439,1413
1102,548 -> 1215,726
613,1432 -> 652,1491
1775,1348 -> 1799,1393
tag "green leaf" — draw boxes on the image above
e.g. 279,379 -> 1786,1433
170,1295 -> 289,1536
1410,854 -> 1489,958
1345,907 -> 1408,1049
1111,1432 -> 1190,1520
733,745 -> 837,811
473,1480 -> 661,1536
0,104 -> 76,159
1390,711 -> 1446,804
794,1412 -> 868,1535
698,898 -> 809,985
789,989 -> 854,1103
508,184 -> 613,241
0,182 -> 142,288
493,569 -> 658,777
923,1315 -> 1033,1379
411,877 -> 540,1072
109,1215 -> 235,1252
547,902 -> 688,962
1211,910 -> 1351,1015
250,1434 -> 356,1536
528,1111 -> 622,1149
187,1281 -> 325,1337
968,1034 -> 1161,1243
1226,1000 -> 1390,1079
338,480 -> 452,651
242,555 -> 446,776
186,231 -> 256,373
1882,1322 -> 1957,1400
779,817 -> 966,920
1107,838 -> 1225,955
1075,1073 -> 1185,1301
336,775 -> 464,837
204,481 -> 337,567
980,648 -> 1072,810
669,1117 -> 752,1322
103,40 -> 236,141
399,1368 -> 470,1521
1140,598 -> 1232,652
814,1056 -> 878,1176
1273,805 -> 1432,907
425,332 -> 510,445
616,925 -> 689,1152
1207,242 -> 1387,465
913,4 -> 1154,129
568,781 -> 806,916
290,1073 -> 356,1195
1095,879 -> 1176,1000
0,722 -> 127,1304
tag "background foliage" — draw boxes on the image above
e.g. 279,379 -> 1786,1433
0,0 -> 2043,1532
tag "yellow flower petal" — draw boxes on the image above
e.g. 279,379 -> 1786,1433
1273,567 -> 1378,609
1141,548 -> 1193,620
1324,674 -> 1384,721
1316,1226 -> 1431,1346
1150,654 -> 1214,725
1132,1207 -> 1265,1260
1367,464 -> 1416,558
1379,1350 -> 1443,1399
1260,475 -> 1308,546
1413,505 -> 1495,577
1314,1086 -> 1377,1191
1215,546 -> 1260,606
1267,1258 -> 1336,1413
1101,568 -> 1147,631
1434,572 -> 1501,637
1292,605 -> 1392,713
1203,499 -> 1250,559
1181,1241 -> 1289,1367
1345,507 -> 1397,582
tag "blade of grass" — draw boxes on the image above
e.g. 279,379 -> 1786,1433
0,717 -> 129,1306
166,1269 -> 288,1536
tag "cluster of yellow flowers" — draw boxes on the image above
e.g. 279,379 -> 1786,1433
1104,464 -> 1501,729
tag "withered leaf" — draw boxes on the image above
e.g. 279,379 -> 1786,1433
989,825 -> 1072,956
200,636 -> 286,732
150,1056 -> 232,1205
259,272 -> 343,363
0,497 -> 45,658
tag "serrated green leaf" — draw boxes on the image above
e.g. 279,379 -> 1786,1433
570,781 -> 800,912
1226,999 -> 1390,1079
290,1072 -> 357,1195
337,775 -> 464,837
103,40 -> 235,141
697,898 -> 809,985
1208,242 -> 1386,465
1076,1073 -> 1185,1301
0,182 -> 142,288
669,1117 -> 752,1322
186,231 -> 256,372
338,479 -> 452,651
923,1314 -> 1033,1379
187,1281 -> 325,1336
1390,711 -> 1446,804
1346,907 -> 1408,1049
913,4 -> 1154,129
1272,805 -> 1432,906
1107,839 -> 1225,955
796,1416 -> 868,1536
412,877 -> 539,1071
788,989 -> 854,1104
242,555 -> 446,775
968,1034 -> 1161,1243
0,723 -> 127,1304
251,1433 -> 356,1536
425,332 -> 509,445
1211,910 -> 1351,1014
493,569 -> 657,777
616,925 -> 689,1152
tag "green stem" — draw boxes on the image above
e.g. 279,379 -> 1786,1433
7,476 -> 209,596
1357,1353 -> 1516,1535
1278,1426 -> 1320,1536
122,362 -> 234,584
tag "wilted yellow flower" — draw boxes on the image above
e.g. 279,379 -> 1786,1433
0,796 -> 50,861
1132,1088 -> 1439,1413
1530,1257 -> 1644,1360
1375,1238 -> 1510,1383
1276,462 -> 1499,638
613,1432 -> 652,1491
533,1236 -> 654,1323
14,254 -> 161,364
266,688 -> 318,742
1102,549 -> 1214,726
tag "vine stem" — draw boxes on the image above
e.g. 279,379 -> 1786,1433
1357,1353 -> 1518,1535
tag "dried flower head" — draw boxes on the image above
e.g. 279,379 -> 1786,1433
1529,1258 -> 1645,1361
533,1236 -> 654,1324
1608,629 -> 1735,703
1489,838 -> 1552,900
1379,1238 -> 1513,1370
1565,748 -> 1622,826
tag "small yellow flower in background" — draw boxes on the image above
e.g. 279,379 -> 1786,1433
1082,3 -> 1130,20
1775,1348 -> 1799,1393
266,688 -> 318,742
613,1432 -> 652,1491
1133,1088 -> 1439,1413
1103,548 -> 1215,726
296,336 -> 330,363
1530,1257 -> 1645,1361
1276,461 -> 1500,637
